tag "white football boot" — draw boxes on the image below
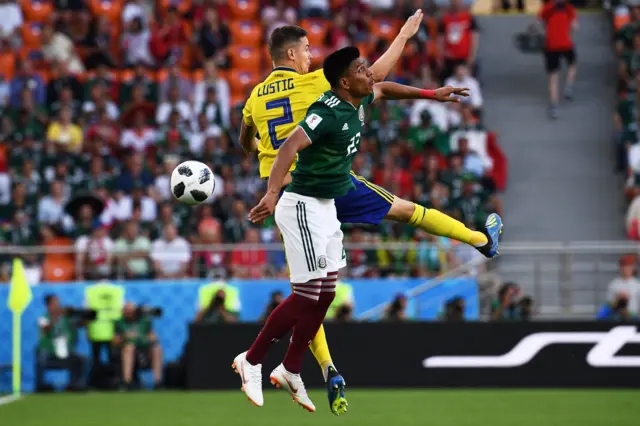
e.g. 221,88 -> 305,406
270,363 -> 316,412
232,351 -> 264,407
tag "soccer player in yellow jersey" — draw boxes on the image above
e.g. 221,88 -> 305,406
236,10 -> 503,416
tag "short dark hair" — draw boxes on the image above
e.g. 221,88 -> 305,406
44,294 -> 57,306
268,26 -> 308,61
322,46 -> 360,88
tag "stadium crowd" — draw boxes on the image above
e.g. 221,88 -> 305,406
0,0 -> 505,285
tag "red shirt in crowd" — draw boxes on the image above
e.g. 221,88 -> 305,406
230,248 -> 267,278
539,1 -> 576,51
439,11 -> 478,60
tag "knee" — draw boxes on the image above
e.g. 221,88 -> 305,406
387,197 -> 416,222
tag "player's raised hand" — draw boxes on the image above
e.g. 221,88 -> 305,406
434,86 -> 470,103
399,9 -> 424,40
248,192 -> 278,223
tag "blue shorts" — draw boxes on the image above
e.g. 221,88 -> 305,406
334,173 -> 394,225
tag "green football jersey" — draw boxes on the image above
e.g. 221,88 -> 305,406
287,90 -> 375,199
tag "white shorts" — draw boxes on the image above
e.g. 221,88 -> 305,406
275,191 -> 346,283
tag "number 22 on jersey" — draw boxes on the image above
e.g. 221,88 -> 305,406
346,132 -> 361,156
266,97 -> 293,149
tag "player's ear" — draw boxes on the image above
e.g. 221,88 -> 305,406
286,47 -> 296,62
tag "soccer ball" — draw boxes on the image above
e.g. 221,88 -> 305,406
170,161 -> 215,205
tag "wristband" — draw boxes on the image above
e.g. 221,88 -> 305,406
420,89 -> 436,99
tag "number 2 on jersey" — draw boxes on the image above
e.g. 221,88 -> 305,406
346,132 -> 361,156
266,97 -> 293,149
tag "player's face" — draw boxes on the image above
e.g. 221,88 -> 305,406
291,37 -> 312,74
345,58 -> 375,97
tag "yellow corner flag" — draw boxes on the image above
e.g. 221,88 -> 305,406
7,258 -> 32,396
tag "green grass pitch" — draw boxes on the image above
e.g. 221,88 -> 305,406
3,389 -> 639,426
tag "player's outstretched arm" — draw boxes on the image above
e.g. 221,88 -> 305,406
369,9 -> 423,82
372,83 -> 470,103
248,127 -> 311,223
239,121 -> 259,153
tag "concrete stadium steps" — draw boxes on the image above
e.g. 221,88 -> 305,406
478,12 -> 624,242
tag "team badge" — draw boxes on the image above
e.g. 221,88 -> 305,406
317,255 -> 327,269
358,105 -> 364,122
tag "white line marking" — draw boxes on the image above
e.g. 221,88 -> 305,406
0,395 -> 21,407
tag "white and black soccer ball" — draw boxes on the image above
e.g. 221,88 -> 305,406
170,161 -> 215,205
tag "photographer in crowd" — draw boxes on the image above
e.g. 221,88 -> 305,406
597,291 -> 637,321
490,282 -> 534,321
195,289 -> 239,324
113,302 -> 163,390
36,294 -> 88,392
440,296 -> 466,321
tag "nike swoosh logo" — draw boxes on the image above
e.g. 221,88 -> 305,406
241,362 -> 249,384
284,376 -> 298,394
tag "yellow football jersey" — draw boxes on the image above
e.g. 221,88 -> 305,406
242,67 -> 331,178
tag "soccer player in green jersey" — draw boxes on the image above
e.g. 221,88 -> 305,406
232,46 -> 501,412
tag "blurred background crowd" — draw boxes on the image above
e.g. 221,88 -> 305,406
0,0 -> 507,284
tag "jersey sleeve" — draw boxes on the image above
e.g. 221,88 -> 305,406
297,104 -> 337,144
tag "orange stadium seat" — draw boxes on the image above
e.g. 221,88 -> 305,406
229,45 -> 262,71
192,69 -> 204,82
229,21 -> 263,47
370,18 -> 401,43
156,68 -> 189,82
300,19 -> 328,47
356,42 -> 371,59
0,52 -> 15,80
614,12 -> 630,31
42,236 -> 75,282
229,0 -> 259,20
229,70 -> 260,95
19,47 -> 46,68
88,0 -> 123,23
21,22 -> 45,48
20,0 -> 54,22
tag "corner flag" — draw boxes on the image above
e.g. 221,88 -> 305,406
7,258 -> 32,396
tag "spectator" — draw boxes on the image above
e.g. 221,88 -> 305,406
114,220 -> 151,279
153,156 -> 180,202
150,6 -> 188,65
37,180 -> 69,226
119,63 -> 158,104
40,24 -> 85,74
193,218 -> 228,278
326,281 -> 355,319
49,86 -> 81,120
260,290 -> 284,322
324,11 -> 351,50
230,227 -> 268,278
46,106 -> 83,153
440,296 -> 465,321
606,255 -> 640,314
444,63 -> 483,109
114,152 -> 154,194
150,223 -> 192,278
490,282 -> 521,321
122,16 -> 155,68
438,0 -> 479,80
114,302 -> 163,389
188,112 -> 223,155
538,0 -> 577,119
362,0 -> 394,15
82,83 -> 120,123
122,0 -> 150,26
195,288 -> 238,323
81,16 -> 117,69
159,62 -> 192,104
120,111 -> 157,153
196,7 -> 230,67
384,294 -> 408,321
12,89 -> 48,141
262,0 -> 297,38
597,291 -> 636,321
0,0 -> 23,44
224,199 -> 250,242
10,59 -> 46,107
300,0 -> 329,18
36,294 -> 87,392
47,62 -> 83,106
156,85 -> 193,125
193,60 -> 230,127
75,223 -> 114,280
